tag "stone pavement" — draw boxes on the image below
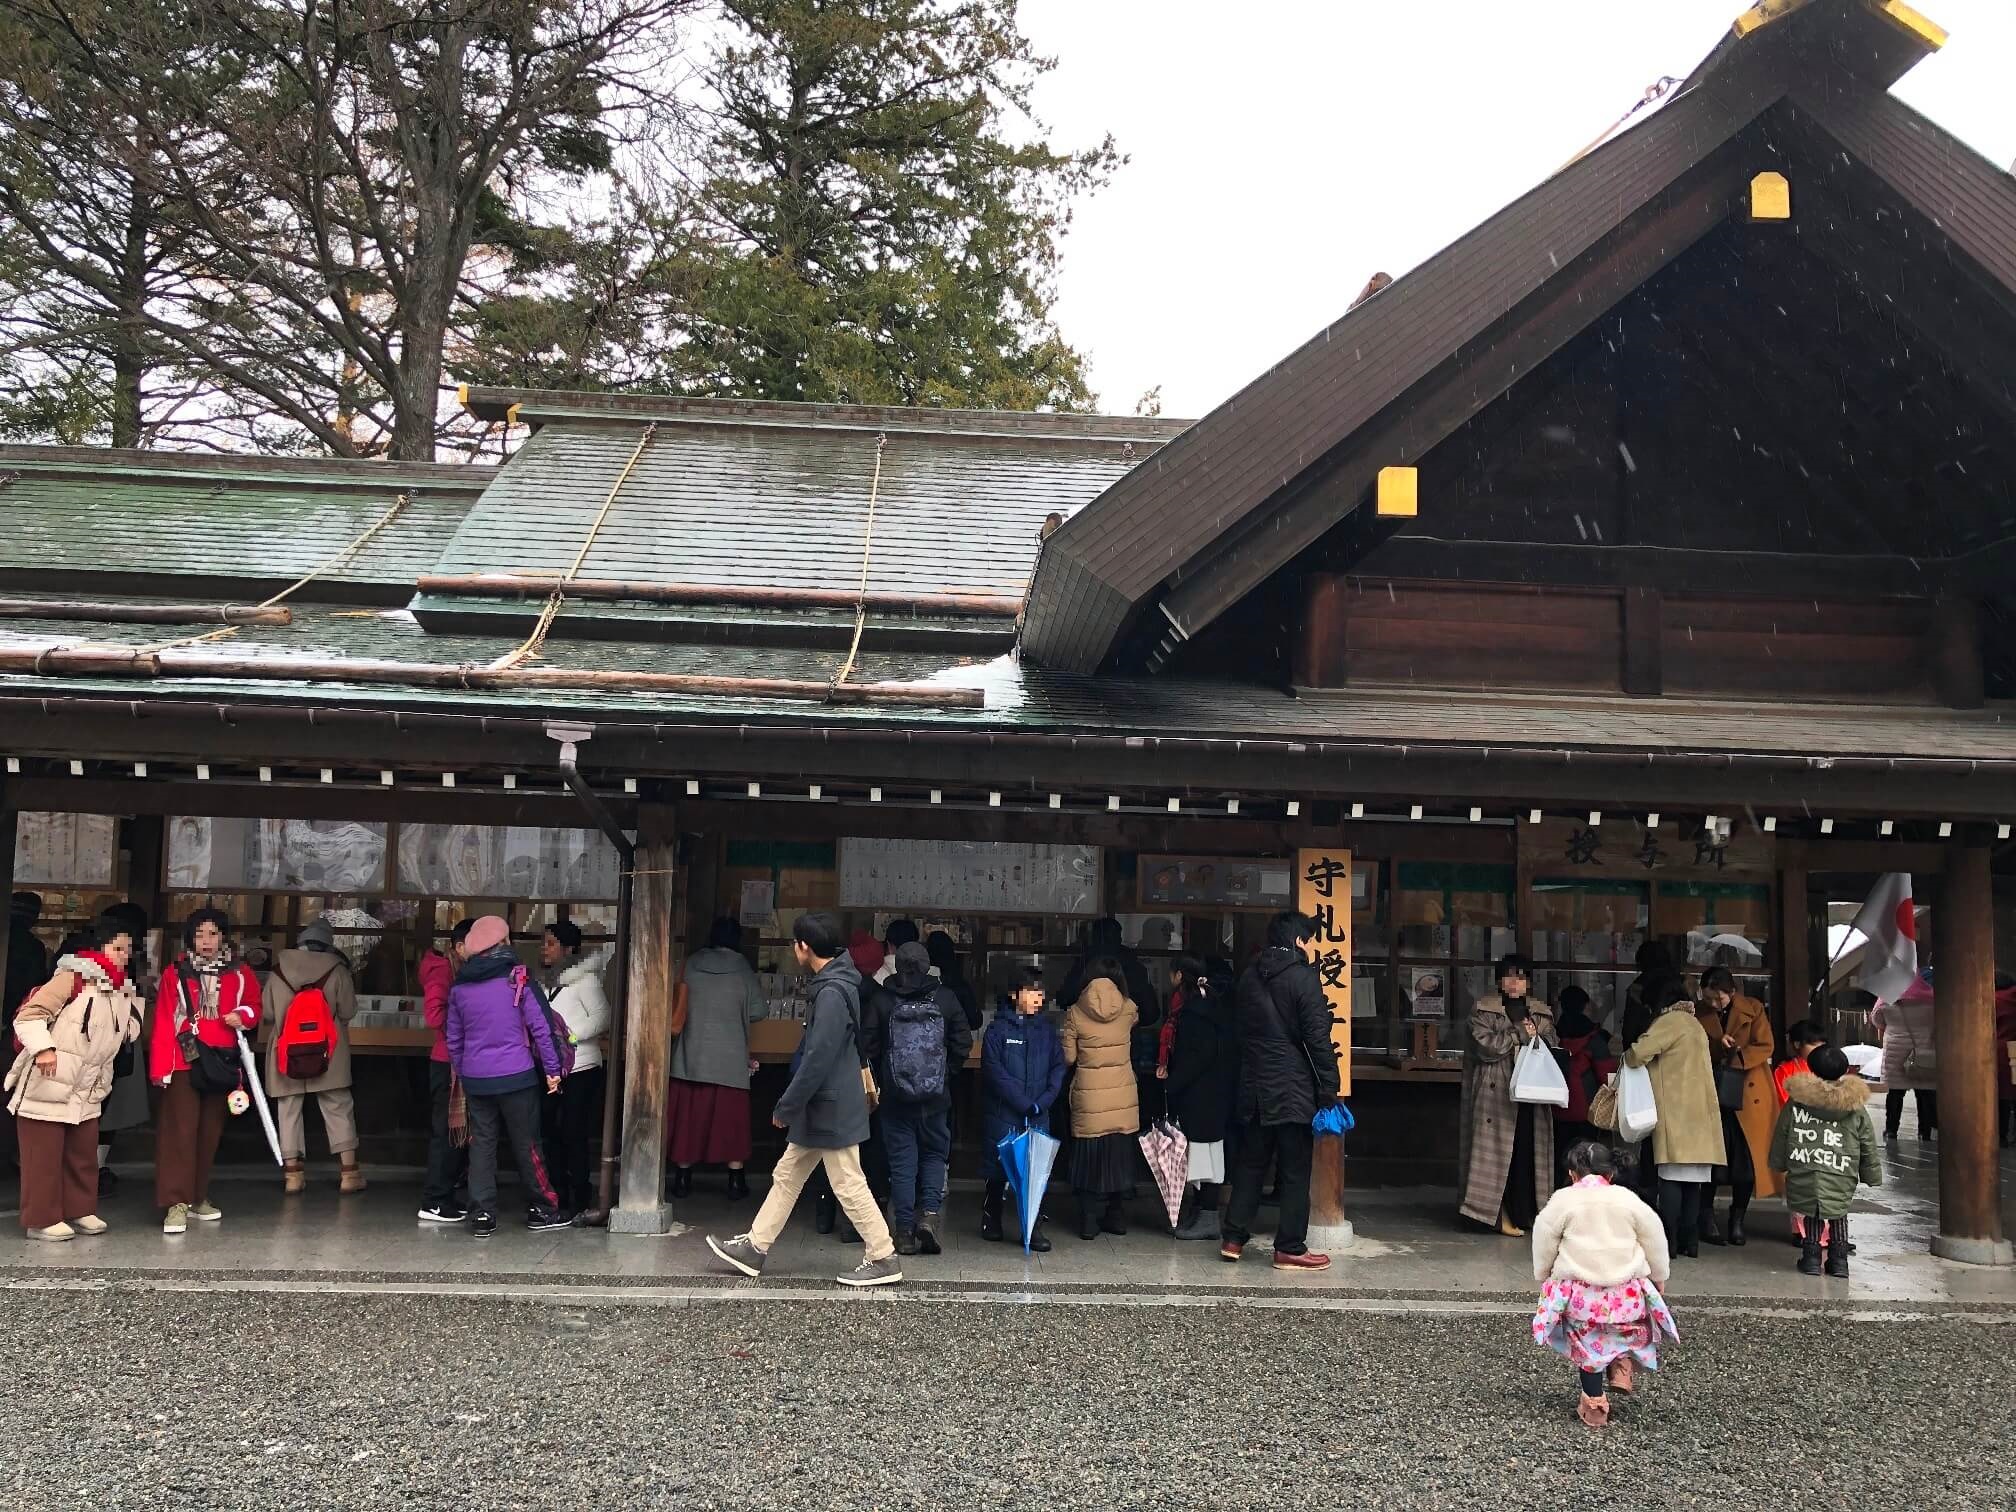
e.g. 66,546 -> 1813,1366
4,1097 -> 2010,1307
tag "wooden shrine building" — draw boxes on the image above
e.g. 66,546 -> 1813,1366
0,0 -> 2010,1261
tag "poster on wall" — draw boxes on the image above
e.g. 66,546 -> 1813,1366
1294,847 -> 1353,1097
396,824 -> 621,900
168,818 -> 388,892
1407,967 -> 1446,1020
838,838 -> 1100,916
13,812 -> 117,888
1136,854 -> 1294,911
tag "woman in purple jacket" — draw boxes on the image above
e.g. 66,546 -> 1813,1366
445,915 -> 567,1238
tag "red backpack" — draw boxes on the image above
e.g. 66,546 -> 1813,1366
272,961 -> 341,1081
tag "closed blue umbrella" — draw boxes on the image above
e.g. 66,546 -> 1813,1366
997,1124 -> 1061,1253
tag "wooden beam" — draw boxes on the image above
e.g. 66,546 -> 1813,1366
1931,597 -> 1985,710
1294,574 -> 1348,688
1931,833 -> 2014,1264
10,778 -> 630,830
612,805 -> 678,1234
1622,588 -> 1663,698
1778,861 -> 1812,1019
1353,540 -> 1941,598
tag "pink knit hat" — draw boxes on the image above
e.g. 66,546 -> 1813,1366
464,915 -> 510,955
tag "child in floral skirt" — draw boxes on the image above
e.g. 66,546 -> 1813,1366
1530,1140 -> 1677,1428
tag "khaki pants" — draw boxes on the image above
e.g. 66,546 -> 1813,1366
275,1087 -> 359,1160
750,1143 -> 893,1262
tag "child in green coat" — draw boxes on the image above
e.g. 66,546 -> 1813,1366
1769,1045 -> 1882,1278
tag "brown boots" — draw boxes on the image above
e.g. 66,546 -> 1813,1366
339,1154 -> 367,1194
283,1160 -> 307,1195
284,1156 -> 367,1194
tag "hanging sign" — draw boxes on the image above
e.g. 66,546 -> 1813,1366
1294,847 -> 1353,1097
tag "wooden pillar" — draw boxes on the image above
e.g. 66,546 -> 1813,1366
1621,587 -> 1662,697
1778,862 -> 1810,1025
1306,1134 -> 1352,1249
1931,834 -> 2013,1264
0,782 -> 15,1016
1931,597 -> 1985,711
611,804 -> 679,1235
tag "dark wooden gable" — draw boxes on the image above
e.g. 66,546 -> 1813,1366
1020,1 -> 2000,677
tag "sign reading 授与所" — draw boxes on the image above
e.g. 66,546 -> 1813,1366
1294,848 -> 1352,1097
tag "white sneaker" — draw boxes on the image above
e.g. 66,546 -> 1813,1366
27,1222 -> 75,1242
72,1215 -> 108,1235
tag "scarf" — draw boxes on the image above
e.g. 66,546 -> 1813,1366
62,950 -> 127,993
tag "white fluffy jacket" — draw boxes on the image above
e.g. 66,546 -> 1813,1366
548,956 -> 613,1072
1531,1178 -> 1671,1287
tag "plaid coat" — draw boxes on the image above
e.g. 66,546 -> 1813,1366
1458,994 -> 1558,1226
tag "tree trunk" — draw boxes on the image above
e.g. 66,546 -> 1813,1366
110,180 -> 151,449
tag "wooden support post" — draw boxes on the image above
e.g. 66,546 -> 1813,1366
1778,862 -> 1810,1024
0,782 -> 15,1023
1307,1134 -> 1352,1249
1931,597 -> 1985,710
1931,834 -> 2013,1265
611,805 -> 679,1235
1622,587 -> 1662,697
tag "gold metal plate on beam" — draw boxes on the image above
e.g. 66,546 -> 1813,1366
1733,0 -> 1812,38
1376,466 -> 1418,518
1750,171 -> 1792,220
1870,0 -> 1948,50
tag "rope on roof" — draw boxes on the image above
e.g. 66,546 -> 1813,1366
131,490 -> 414,655
488,422 -> 658,671
828,431 -> 887,697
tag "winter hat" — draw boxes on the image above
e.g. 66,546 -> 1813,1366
1809,1044 -> 1850,1082
893,941 -> 932,979
847,929 -> 885,979
298,916 -> 335,951
465,915 -> 511,956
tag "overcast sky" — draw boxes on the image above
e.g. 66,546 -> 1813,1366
1018,0 -> 2016,418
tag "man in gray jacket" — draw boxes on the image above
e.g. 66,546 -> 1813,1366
707,912 -> 902,1288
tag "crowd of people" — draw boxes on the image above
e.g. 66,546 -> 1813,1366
704,908 -> 1345,1287
3,894 -> 615,1242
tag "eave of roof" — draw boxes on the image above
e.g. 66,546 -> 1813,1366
458,385 -> 1191,446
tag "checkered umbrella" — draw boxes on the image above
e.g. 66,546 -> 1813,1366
1137,1120 -> 1189,1228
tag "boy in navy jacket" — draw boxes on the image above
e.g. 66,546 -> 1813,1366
979,967 -> 1067,1250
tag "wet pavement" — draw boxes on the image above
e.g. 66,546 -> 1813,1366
3,1096 -> 2008,1306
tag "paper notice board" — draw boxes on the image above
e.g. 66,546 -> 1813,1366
1294,847 -> 1352,1096
838,838 -> 1100,916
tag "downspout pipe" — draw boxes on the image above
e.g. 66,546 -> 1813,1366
550,723 -> 634,1227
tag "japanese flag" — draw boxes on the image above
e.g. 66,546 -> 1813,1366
1851,872 -> 1919,1003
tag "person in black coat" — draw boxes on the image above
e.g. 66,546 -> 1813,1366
1220,912 -> 1342,1269
1165,963 -> 1240,1240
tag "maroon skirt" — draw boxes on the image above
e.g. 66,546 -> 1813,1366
666,1078 -> 752,1167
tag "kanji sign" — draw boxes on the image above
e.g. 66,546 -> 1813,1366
1294,847 -> 1353,1097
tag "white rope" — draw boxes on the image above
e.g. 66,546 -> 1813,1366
830,432 -> 887,694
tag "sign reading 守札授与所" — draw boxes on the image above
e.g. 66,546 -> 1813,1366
1294,847 -> 1353,1097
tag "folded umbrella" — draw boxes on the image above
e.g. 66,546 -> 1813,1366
234,1030 -> 285,1166
1137,1120 -> 1189,1229
998,1124 -> 1061,1253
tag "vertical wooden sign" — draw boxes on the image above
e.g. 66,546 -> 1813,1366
1295,848 -> 1353,1097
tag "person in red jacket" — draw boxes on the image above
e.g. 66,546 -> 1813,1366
417,917 -> 476,1224
150,908 -> 261,1234
1552,988 -> 1616,1182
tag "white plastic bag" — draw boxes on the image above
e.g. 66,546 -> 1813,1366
1509,1037 -> 1570,1107
1617,1062 -> 1658,1141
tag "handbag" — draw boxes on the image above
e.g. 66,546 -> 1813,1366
1903,1013 -> 1938,1081
1589,1075 -> 1620,1131
1717,1062 -> 1748,1111
1617,1062 -> 1658,1141
177,1030 -> 241,1096
1509,1036 -> 1570,1107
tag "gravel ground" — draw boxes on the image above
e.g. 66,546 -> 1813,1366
7,1291 -> 2010,1510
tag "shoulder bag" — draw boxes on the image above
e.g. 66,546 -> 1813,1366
1903,1011 -> 1938,1081
174,970 -> 243,1097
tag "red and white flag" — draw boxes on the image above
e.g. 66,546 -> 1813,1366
1851,872 -> 1919,1002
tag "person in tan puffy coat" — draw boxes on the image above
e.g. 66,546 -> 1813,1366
5,912 -> 144,1240
1061,968 -> 1140,1240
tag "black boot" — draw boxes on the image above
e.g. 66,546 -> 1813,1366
1172,1186 -> 1198,1236
1100,1195 -> 1128,1237
1078,1197 -> 1101,1241
1028,1218 -> 1052,1254
726,1168 -> 749,1201
916,1211 -> 942,1255
669,1166 -> 692,1200
1698,1208 -> 1726,1246
894,1225 -> 921,1257
1824,1217 -> 1850,1279
814,1190 -> 838,1234
1798,1226 -> 1824,1277
980,1181 -> 1005,1243
1726,1206 -> 1748,1247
